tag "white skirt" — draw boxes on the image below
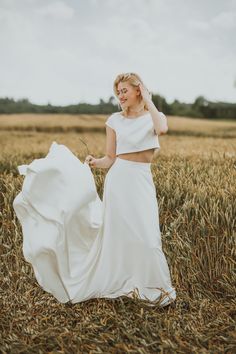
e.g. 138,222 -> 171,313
13,142 -> 176,306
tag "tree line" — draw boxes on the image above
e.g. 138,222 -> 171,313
0,95 -> 235,120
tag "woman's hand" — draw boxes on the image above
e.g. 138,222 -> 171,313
138,83 -> 152,105
84,154 -> 97,168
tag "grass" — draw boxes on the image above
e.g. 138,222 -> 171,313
0,114 -> 235,353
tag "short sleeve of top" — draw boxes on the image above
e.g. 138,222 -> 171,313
105,114 -> 116,130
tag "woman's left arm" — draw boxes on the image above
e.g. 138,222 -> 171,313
146,101 -> 168,135
138,83 -> 168,135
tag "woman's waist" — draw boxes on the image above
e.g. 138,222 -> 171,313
116,148 -> 155,163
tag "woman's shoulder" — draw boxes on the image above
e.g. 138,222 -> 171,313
105,112 -> 121,122
105,112 -> 121,129
112,111 -> 122,117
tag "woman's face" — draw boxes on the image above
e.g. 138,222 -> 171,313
117,81 -> 140,108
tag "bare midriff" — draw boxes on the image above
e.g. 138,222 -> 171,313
117,148 -> 155,163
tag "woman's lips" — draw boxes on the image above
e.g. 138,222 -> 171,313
120,100 -> 127,103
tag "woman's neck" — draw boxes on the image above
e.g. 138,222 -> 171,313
127,104 -> 146,117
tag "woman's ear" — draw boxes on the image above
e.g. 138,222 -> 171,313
136,87 -> 141,96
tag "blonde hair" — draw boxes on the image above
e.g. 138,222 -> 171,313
113,72 -> 149,117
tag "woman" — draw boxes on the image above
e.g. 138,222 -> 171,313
13,72 -> 176,307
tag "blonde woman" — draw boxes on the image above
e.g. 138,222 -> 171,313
13,72 -> 176,307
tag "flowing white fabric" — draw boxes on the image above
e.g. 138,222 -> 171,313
13,141 -> 176,306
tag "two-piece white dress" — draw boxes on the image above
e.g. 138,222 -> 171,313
13,111 -> 176,306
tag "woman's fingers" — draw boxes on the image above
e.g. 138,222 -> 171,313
85,155 -> 96,168
90,160 -> 96,168
85,155 -> 93,164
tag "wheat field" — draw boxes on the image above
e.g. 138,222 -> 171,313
0,114 -> 235,353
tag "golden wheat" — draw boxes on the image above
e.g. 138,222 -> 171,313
0,114 -> 235,353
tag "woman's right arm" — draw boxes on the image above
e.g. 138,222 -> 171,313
96,125 -> 117,168
85,125 -> 117,169
95,155 -> 116,169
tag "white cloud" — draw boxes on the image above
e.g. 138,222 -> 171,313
0,0 -> 235,105
187,20 -> 210,31
211,11 -> 236,30
35,1 -> 75,20
188,9 -> 236,32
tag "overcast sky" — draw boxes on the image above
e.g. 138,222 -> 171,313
0,0 -> 235,106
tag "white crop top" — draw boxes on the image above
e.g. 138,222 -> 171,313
105,111 -> 163,155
